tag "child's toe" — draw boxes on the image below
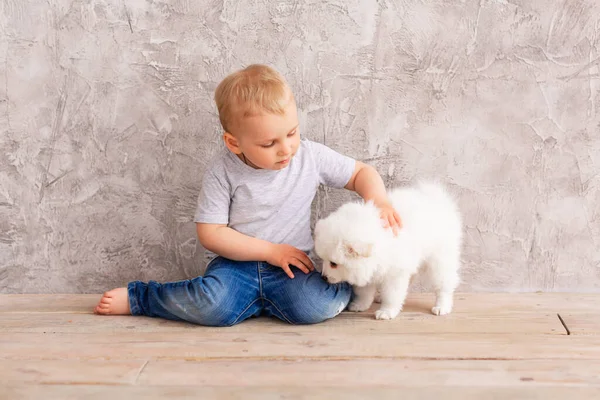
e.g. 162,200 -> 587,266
96,303 -> 109,313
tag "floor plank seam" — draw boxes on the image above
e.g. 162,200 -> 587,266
42,355 -> 597,362
0,311 -> 94,314
9,355 -> 600,362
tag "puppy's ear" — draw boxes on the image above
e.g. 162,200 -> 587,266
343,240 -> 373,258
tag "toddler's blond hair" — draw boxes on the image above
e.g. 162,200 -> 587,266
215,64 -> 290,133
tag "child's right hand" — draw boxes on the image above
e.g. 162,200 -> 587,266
267,244 -> 315,279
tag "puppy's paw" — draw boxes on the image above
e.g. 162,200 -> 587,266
431,305 -> 452,316
348,301 -> 371,312
375,308 -> 400,320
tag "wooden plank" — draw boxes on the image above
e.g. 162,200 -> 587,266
1,359 -> 598,388
136,359 -> 600,387
3,385 -> 600,400
0,294 -> 100,313
3,292 -> 590,336
0,309 -> 564,335
1,293 -> 597,314
1,332 -> 599,361
0,359 -> 146,385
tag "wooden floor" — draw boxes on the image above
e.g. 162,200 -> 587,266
1,293 -> 599,399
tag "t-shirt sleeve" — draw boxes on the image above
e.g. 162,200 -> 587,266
306,140 -> 356,188
194,166 -> 231,225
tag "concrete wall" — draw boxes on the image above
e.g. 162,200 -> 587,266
1,0 -> 599,293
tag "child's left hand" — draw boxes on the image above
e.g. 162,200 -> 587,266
378,202 -> 402,236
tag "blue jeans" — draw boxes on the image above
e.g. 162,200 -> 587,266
127,257 -> 352,327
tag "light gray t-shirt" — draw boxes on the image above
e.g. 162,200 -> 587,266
194,139 -> 356,259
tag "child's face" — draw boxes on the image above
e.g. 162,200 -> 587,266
225,94 -> 301,170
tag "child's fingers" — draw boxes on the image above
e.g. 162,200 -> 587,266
291,259 -> 311,275
281,264 -> 295,279
387,215 -> 399,236
394,211 -> 402,227
296,251 -> 315,271
381,216 -> 390,228
380,209 -> 401,234
388,215 -> 396,235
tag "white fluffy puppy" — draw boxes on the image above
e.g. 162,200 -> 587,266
314,182 -> 462,320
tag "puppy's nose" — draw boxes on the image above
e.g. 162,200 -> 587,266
321,274 -> 329,283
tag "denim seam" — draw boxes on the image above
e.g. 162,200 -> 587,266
229,298 -> 262,326
262,298 -> 294,325
257,262 -> 265,308
257,262 -> 294,324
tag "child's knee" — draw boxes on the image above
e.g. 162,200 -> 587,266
290,282 -> 352,324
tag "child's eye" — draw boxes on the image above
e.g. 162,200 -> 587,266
288,130 -> 296,137
261,142 -> 275,148
330,262 -> 338,269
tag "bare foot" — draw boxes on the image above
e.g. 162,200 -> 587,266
94,288 -> 131,315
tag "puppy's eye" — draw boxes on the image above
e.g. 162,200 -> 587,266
330,262 -> 338,269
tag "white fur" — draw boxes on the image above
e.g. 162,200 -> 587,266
314,182 -> 462,320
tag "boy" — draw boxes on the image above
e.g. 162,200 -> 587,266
94,64 -> 401,326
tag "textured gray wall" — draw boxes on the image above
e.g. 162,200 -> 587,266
1,0 -> 599,294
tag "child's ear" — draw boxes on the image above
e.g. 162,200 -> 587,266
223,132 -> 242,154
342,240 -> 373,258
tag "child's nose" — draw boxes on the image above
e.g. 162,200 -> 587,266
279,142 -> 292,155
